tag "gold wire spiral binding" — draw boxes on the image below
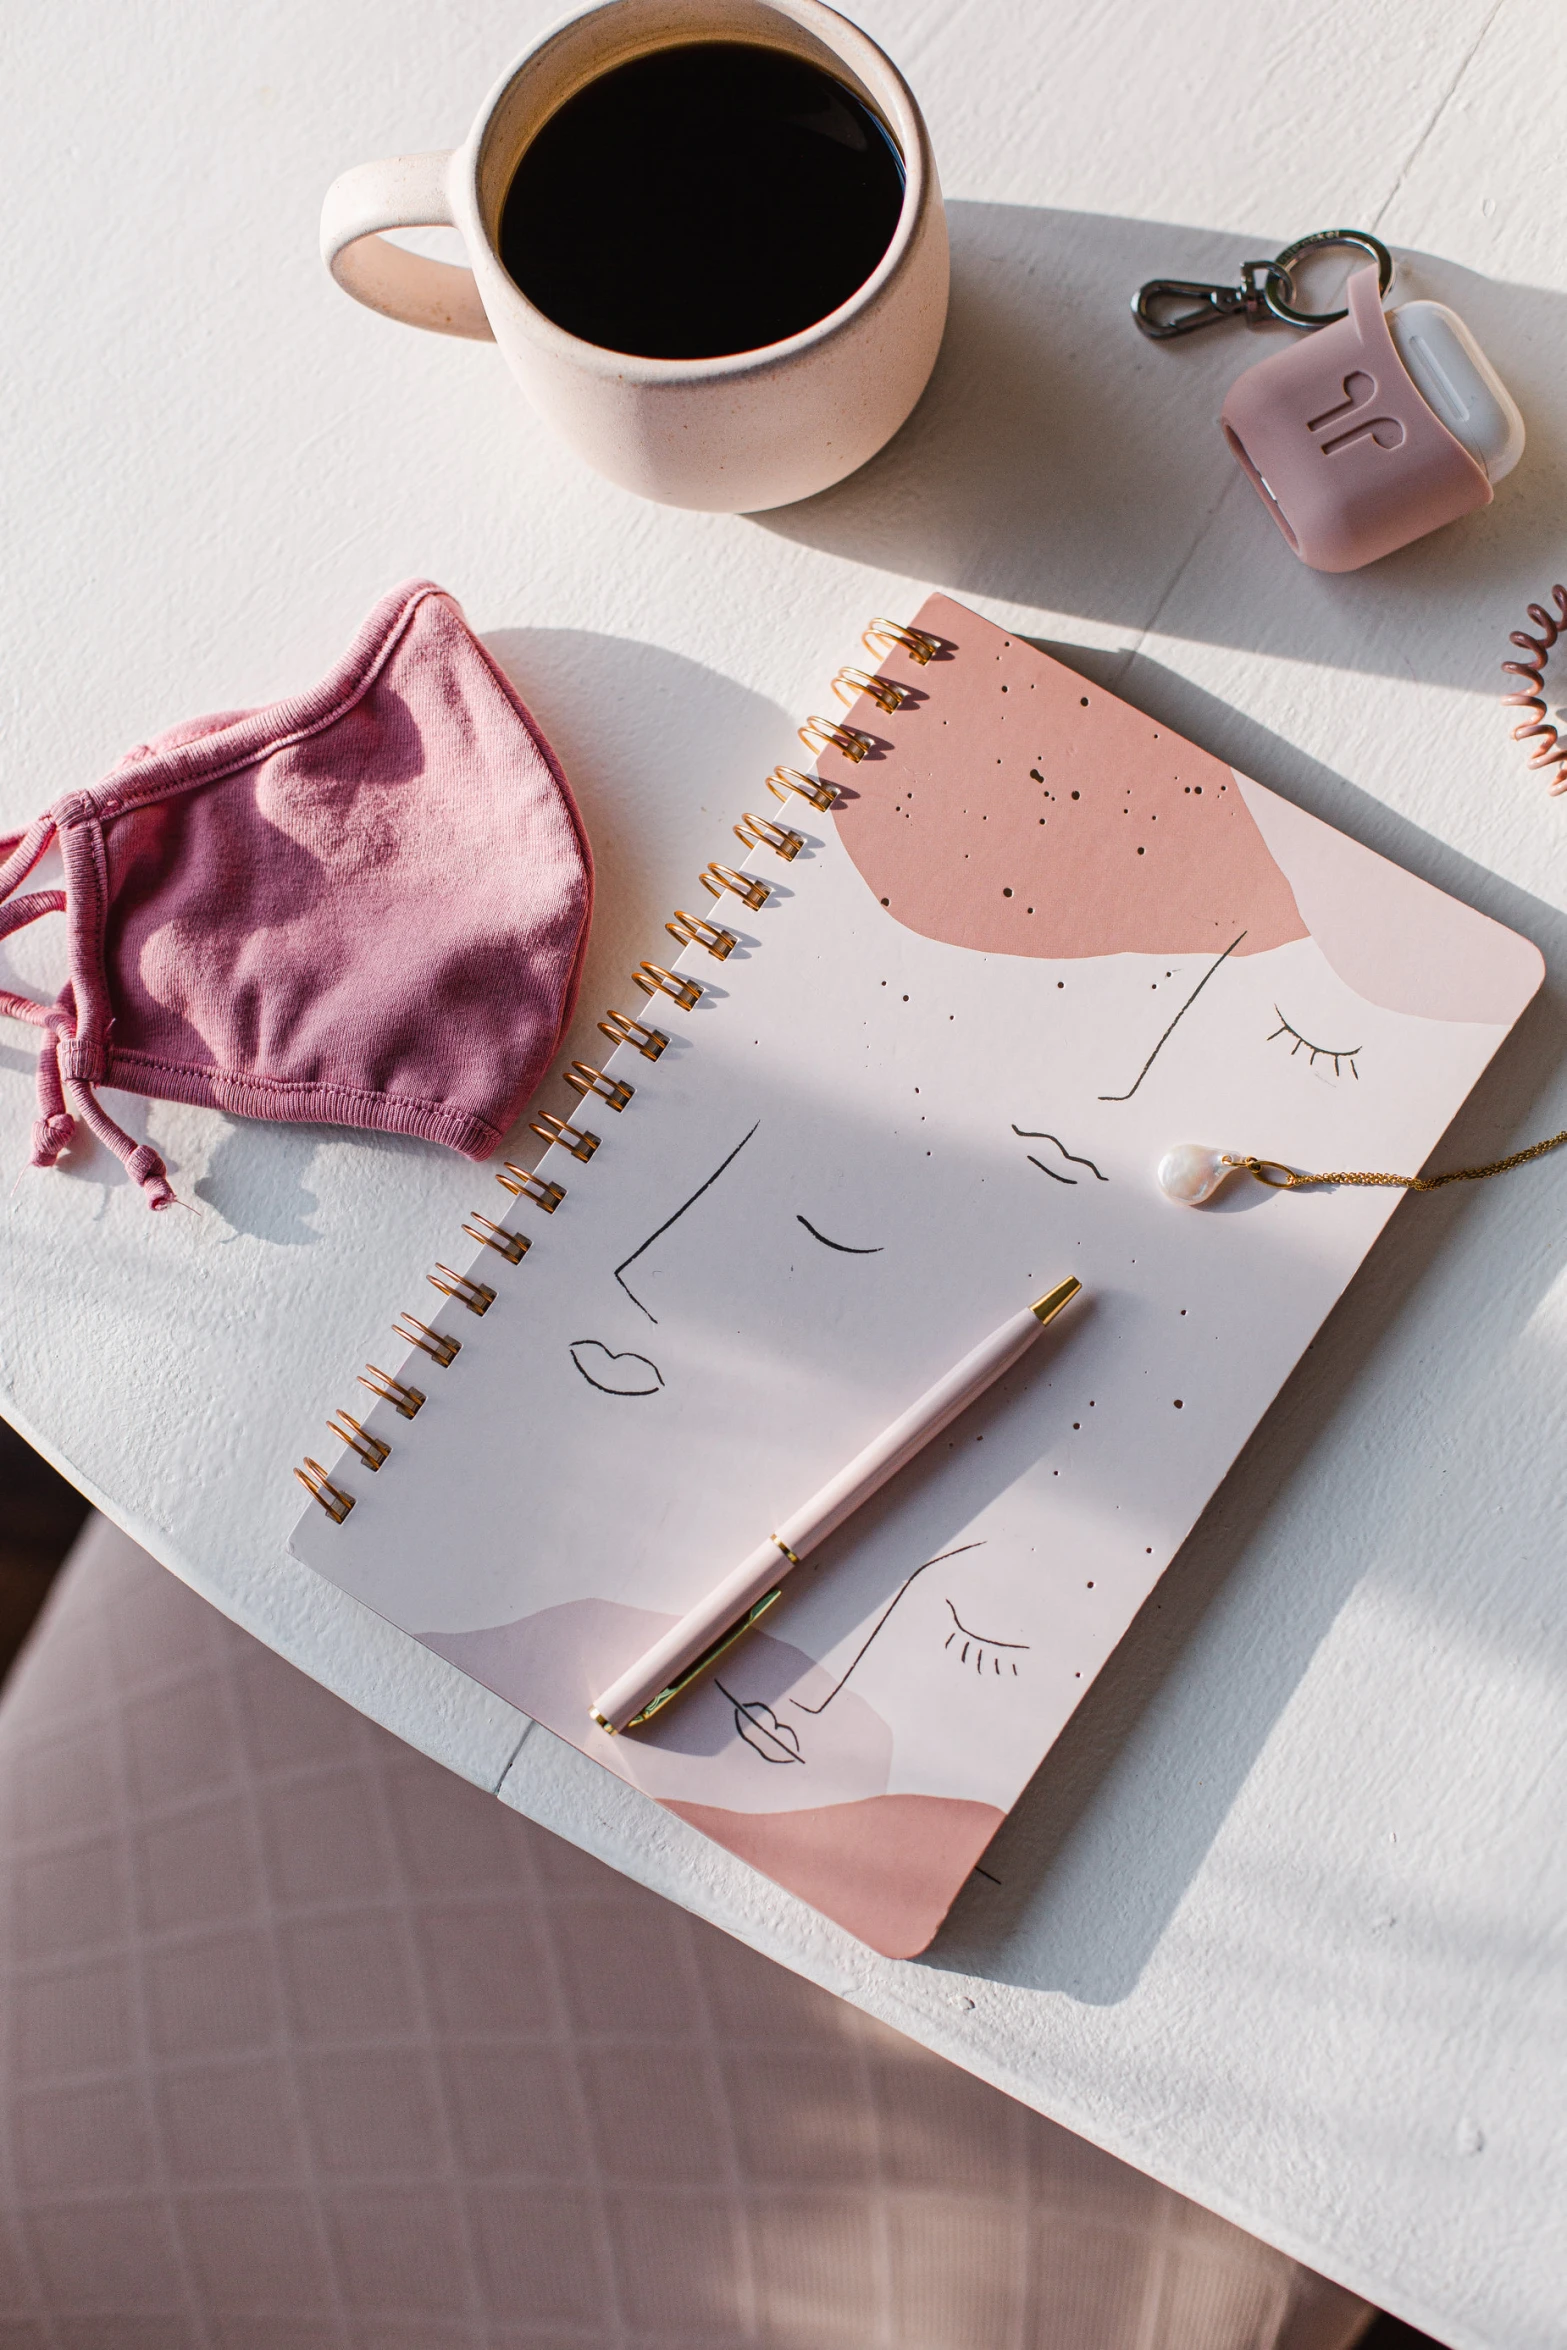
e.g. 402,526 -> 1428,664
394,1314 -> 461,1367
463,1212 -> 529,1263
634,962 -> 704,1010
565,1060 -> 635,1109
327,1411 -> 390,1470
798,715 -> 874,763
359,1365 -> 425,1417
863,617 -> 941,665
832,665 -> 908,713
766,765 -> 837,812
666,910 -> 737,961
295,610 -> 936,1528
497,1164 -> 566,1212
700,862 -> 770,910
735,812 -> 803,860
296,1458 -> 354,1522
428,1264 -> 496,1315
530,1110 -> 600,1162
598,1011 -> 668,1060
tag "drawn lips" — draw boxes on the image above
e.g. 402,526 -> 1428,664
715,1683 -> 805,1764
569,1341 -> 664,1397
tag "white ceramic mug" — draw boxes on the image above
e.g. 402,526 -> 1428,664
320,0 -> 947,514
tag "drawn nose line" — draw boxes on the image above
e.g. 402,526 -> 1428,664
1319,414 -> 1406,456
1306,369 -> 1376,433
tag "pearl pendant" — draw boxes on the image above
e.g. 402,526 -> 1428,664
1157,1144 -> 1234,1205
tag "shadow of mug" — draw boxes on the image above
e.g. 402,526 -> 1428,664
756,202 -> 1567,690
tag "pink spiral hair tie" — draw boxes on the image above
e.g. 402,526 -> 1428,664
1502,584 -> 1567,794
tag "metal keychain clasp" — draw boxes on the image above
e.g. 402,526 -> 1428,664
1133,257 -> 1289,340
1132,228 -> 1394,340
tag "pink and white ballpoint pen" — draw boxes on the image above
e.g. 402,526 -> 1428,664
590,1275 -> 1083,1735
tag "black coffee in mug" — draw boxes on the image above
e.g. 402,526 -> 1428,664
499,41 -> 907,361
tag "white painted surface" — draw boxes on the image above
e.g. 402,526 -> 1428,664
2,3 -> 1563,2343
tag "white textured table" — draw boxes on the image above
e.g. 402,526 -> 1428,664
5,5 -> 1565,2344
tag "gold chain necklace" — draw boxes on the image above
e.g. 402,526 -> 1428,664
1224,1129 -> 1567,1192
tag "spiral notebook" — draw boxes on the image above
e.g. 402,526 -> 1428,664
290,594 -> 1542,1957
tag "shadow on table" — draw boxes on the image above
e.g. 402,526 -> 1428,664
482,625 -> 792,1171
927,655 -> 1567,2001
1359,2318 -> 1447,2350
193,1118 -> 324,1244
0,1423 -> 88,1684
754,202 -> 1567,691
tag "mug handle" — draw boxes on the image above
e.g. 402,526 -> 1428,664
320,152 -> 495,341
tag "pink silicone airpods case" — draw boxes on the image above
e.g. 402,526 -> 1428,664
1220,265 -> 1492,572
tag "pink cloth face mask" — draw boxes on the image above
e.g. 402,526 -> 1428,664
0,582 -> 593,1208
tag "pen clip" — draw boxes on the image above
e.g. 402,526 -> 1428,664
602,1586 -> 784,1733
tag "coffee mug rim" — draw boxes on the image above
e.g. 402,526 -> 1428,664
453,0 -> 934,386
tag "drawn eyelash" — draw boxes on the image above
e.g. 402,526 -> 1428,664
1268,1007 -> 1361,1079
788,1543 -> 985,1716
943,1600 -> 1028,1676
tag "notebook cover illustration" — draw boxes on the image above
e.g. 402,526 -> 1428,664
290,594 -> 1542,1958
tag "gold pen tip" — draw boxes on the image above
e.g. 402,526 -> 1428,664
1030,1275 -> 1082,1325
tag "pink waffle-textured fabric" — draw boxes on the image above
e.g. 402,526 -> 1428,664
0,1515 -> 1376,2350
0,582 -> 593,1208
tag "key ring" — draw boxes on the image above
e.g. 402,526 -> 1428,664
1132,228 -> 1394,340
1262,229 -> 1393,327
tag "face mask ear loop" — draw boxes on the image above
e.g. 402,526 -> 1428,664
0,815 -> 56,903
32,1004 -> 75,1168
0,887 -> 66,953
0,812 -> 177,1211
60,1074 -> 176,1210
0,880 -> 74,1169
47,798 -> 177,1211
0,991 -> 75,1169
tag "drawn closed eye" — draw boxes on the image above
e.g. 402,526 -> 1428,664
1268,1007 -> 1361,1080
943,1600 -> 1028,1677
796,1214 -> 884,1253
788,1543 -> 985,1715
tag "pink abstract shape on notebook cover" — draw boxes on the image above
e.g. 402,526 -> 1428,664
831,609 -> 1306,960
1234,775 -> 1539,1022
665,1793 -> 1006,1960
830,593 -> 1539,1027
